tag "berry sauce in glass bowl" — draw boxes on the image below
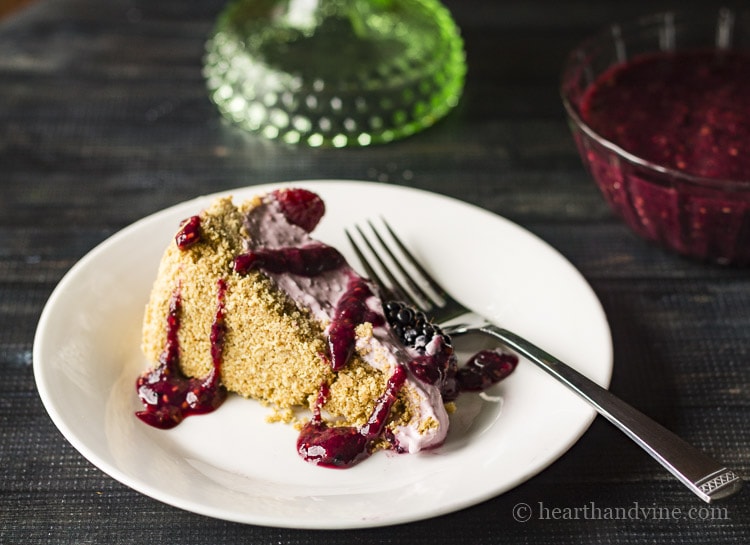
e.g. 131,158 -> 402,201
581,50 -> 750,181
562,10 -> 750,265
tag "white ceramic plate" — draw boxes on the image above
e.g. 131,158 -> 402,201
34,180 -> 612,529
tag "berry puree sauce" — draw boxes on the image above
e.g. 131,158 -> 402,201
136,190 -> 518,468
576,49 -> 750,264
135,218 -> 229,428
582,50 -> 750,180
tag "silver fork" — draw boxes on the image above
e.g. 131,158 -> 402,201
346,219 -> 743,504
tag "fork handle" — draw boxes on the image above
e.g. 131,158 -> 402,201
478,324 -> 743,503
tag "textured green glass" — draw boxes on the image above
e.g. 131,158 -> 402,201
203,0 -> 466,147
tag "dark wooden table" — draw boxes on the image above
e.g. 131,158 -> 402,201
2,0 -> 748,543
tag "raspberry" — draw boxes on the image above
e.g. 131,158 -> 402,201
272,188 -> 325,232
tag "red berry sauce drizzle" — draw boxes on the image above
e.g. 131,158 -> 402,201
297,366 -> 407,468
175,215 -> 202,250
135,278 -> 228,428
326,275 -> 384,371
137,200 -> 517,468
456,350 -> 518,392
233,242 -> 346,276
136,211 -> 229,427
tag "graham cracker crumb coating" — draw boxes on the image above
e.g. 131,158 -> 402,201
141,196 -> 392,428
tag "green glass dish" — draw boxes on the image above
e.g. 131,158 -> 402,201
203,0 -> 466,147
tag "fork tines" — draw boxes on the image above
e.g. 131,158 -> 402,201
345,219 -> 443,313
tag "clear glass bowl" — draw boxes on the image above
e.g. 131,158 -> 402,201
561,8 -> 750,265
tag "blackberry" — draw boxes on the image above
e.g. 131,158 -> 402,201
383,300 -> 451,353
